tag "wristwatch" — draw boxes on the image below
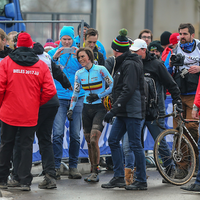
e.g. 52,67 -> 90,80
193,104 -> 199,111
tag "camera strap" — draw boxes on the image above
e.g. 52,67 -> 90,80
64,53 -> 71,68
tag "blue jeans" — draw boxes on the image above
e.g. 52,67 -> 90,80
108,117 -> 146,182
52,97 -> 84,169
144,119 -> 173,168
122,132 -> 134,169
122,118 -> 172,169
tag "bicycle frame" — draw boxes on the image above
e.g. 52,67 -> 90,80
157,104 -> 199,161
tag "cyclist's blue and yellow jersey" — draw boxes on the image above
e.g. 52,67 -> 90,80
70,64 -> 113,110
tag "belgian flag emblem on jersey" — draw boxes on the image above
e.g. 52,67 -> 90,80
82,81 -> 102,91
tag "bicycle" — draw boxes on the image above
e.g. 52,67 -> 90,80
153,104 -> 199,185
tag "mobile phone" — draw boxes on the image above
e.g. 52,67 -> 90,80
63,48 -> 75,54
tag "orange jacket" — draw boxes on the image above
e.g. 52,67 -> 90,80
0,56 -> 57,126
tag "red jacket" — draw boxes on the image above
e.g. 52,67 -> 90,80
161,47 -> 172,62
194,76 -> 200,114
0,51 -> 57,127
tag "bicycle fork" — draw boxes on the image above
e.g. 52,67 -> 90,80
171,125 -> 184,162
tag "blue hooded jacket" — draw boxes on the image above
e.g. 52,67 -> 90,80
48,26 -> 84,100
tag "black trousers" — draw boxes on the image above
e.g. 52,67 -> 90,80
36,106 -> 58,178
12,106 -> 58,180
0,122 -> 36,185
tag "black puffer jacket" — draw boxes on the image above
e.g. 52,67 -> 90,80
110,51 -> 145,119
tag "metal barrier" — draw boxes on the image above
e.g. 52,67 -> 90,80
0,20 -> 85,46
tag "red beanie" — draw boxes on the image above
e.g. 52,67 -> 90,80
44,42 -> 56,50
169,33 -> 180,45
17,32 -> 33,48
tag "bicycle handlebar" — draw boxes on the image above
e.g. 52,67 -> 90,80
156,104 -> 189,129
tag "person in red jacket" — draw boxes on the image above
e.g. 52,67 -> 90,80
180,77 -> 200,191
0,32 -> 57,191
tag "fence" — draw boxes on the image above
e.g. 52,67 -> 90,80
0,20 -> 85,46
32,96 -> 174,162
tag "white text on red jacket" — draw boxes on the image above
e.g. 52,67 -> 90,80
13,69 -> 39,75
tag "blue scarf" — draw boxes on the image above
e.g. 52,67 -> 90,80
180,40 -> 195,52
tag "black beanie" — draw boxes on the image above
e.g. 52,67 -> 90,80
111,28 -> 130,53
160,31 -> 172,46
148,40 -> 164,53
77,22 -> 90,34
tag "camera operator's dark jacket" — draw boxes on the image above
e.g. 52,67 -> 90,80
109,51 -> 146,119
33,42 -> 71,108
142,51 -> 182,115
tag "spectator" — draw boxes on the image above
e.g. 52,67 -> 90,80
48,26 -> 84,180
162,32 -> 179,62
180,80 -> 200,191
148,40 -> 164,59
44,38 -> 57,53
6,31 -> 18,50
0,32 -> 56,191
0,28 -> 12,145
164,33 -> 180,70
84,28 -> 105,66
74,22 -> 107,59
138,29 -> 153,46
67,47 -> 113,182
8,42 -> 72,190
130,38 -> 182,183
0,28 -> 12,62
101,29 -> 147,190
160,31 -> 172,61
168,23 -> 200,170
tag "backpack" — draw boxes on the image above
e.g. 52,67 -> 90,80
144,77 -> 159,121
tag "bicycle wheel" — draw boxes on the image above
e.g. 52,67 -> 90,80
153,129 -> 196,185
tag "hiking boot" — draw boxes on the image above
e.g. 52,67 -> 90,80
125,168 -> 134,185
8,179 -> 20,187
175,168 -> 187,179
125,181 -> 147,190
38,174 -> 57,189
85,173 -> 99,182
55,168 -> 61,180
101,177 -> 126,188
0,182 -> 7,189
68,168 -> 82,179
180,183 -> 200,191
20,185 -> 31,191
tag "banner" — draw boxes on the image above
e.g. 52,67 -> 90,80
32,96 -> 173,162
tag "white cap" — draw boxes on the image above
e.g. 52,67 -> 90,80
130,39 -> 147,51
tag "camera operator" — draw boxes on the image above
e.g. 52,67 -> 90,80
168,23 -> 200,176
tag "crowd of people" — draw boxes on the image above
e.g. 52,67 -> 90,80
0,21 -> 200,193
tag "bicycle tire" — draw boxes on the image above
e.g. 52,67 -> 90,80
153,129 -> 196,185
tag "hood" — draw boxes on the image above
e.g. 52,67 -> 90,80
124,51 -> 142,62
0,46 -> 12,58
33,42 -> 44,55
9,47 -> 39,66
114,51 -> 141,73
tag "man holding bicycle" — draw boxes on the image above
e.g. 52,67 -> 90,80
168,23 -> 200,150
